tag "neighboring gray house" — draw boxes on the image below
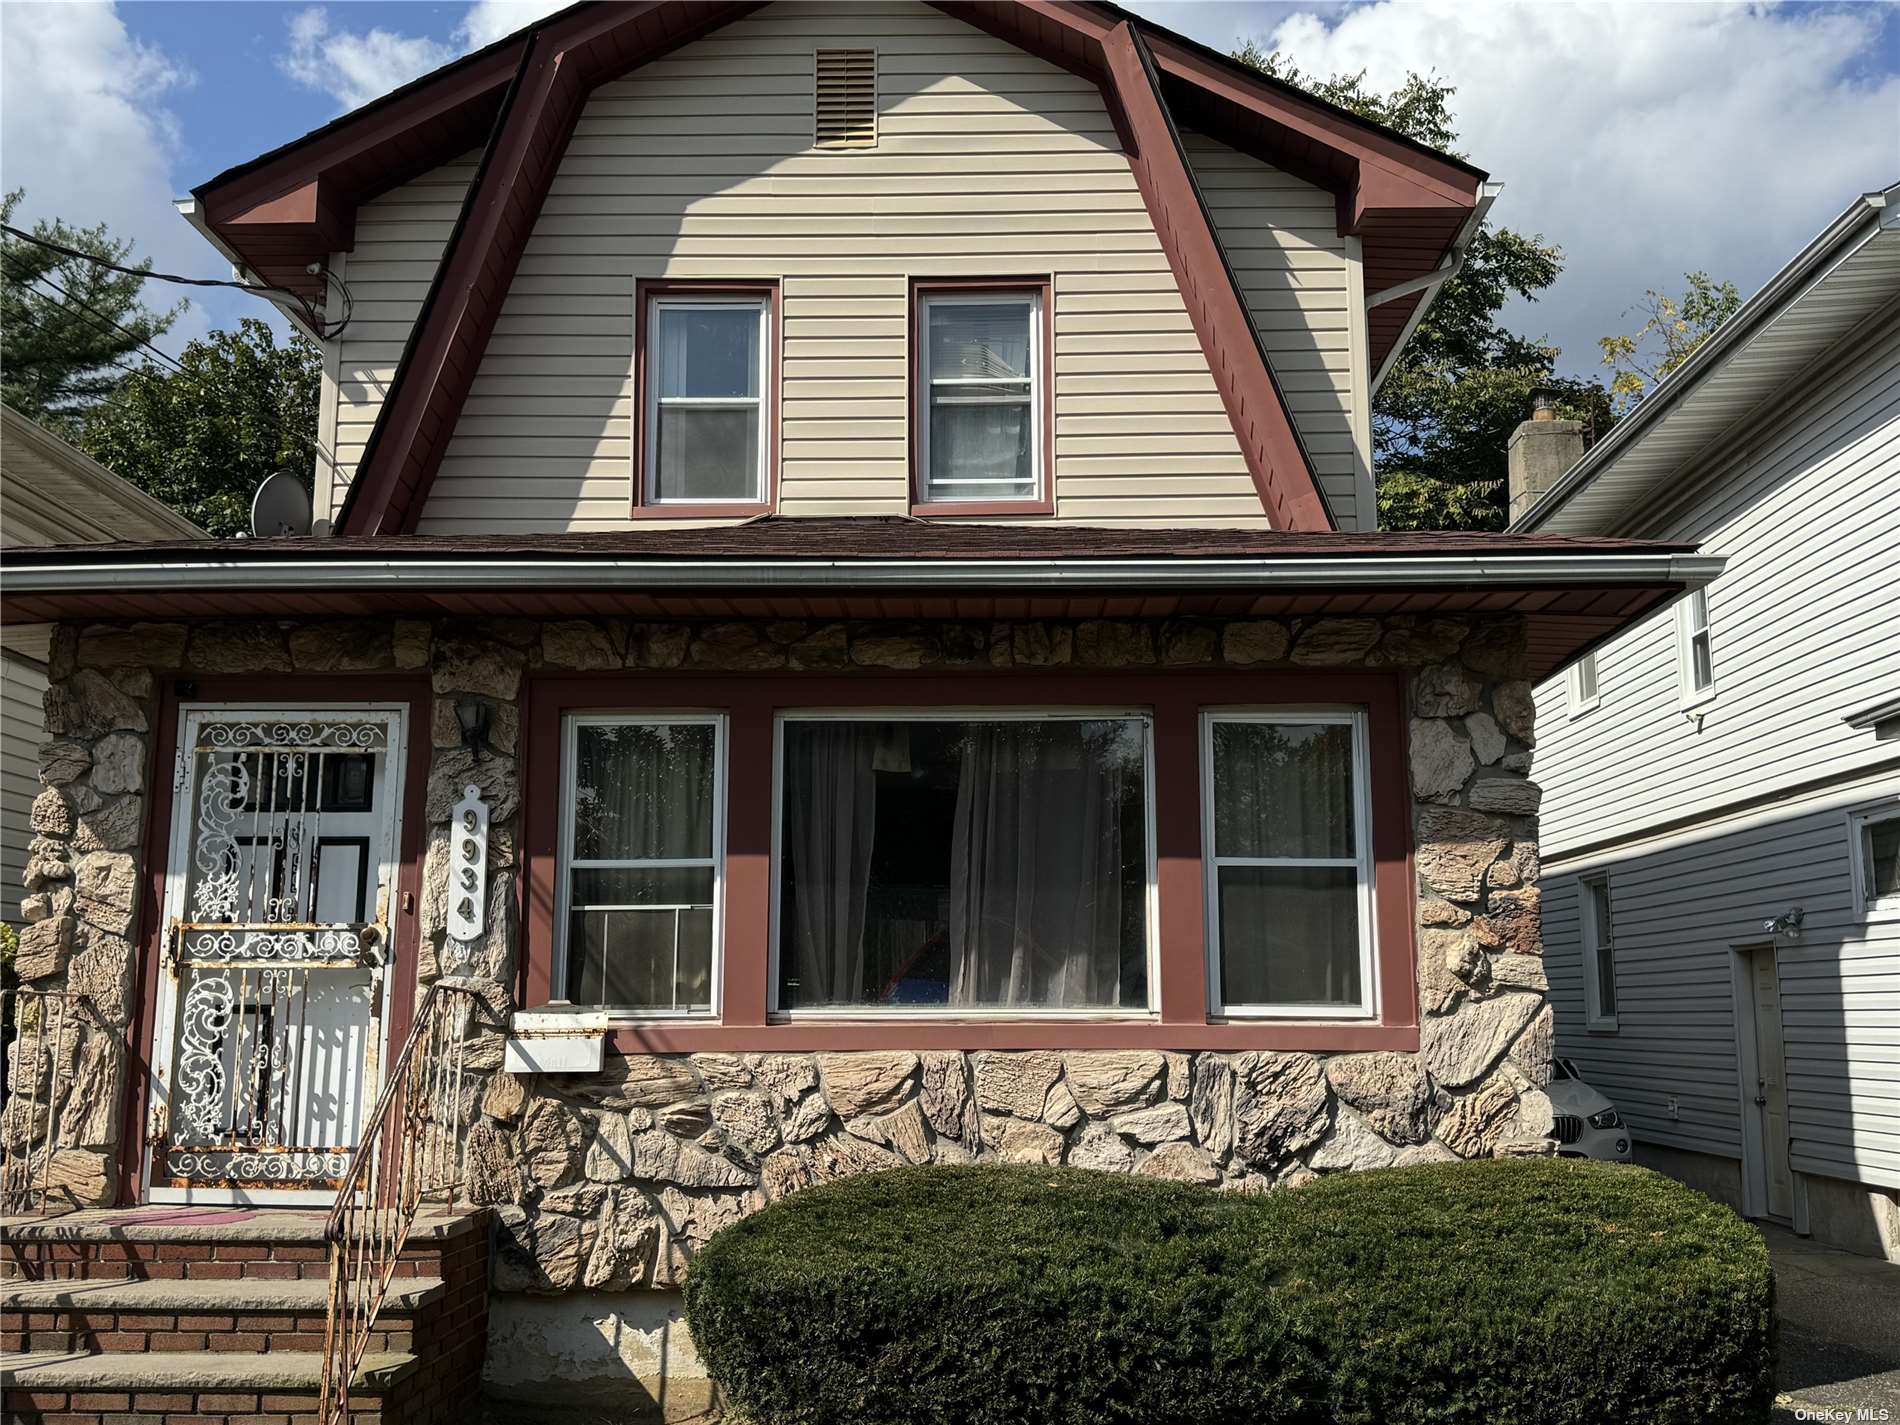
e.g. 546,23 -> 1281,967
1512,184 -> 1900,1260
0,403 -> 203,926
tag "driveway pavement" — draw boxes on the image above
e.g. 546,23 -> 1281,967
1766,1223 -> 1900,1422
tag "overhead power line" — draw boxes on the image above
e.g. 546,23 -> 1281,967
1,253 -> 189,378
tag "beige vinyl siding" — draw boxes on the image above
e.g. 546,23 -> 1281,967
1185,132 -> 1371,529
314,155 -> 477,528
2,654 -> 48,927
415,0 -> 1313,534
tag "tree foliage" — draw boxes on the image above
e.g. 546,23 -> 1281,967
1228,52 -> 1614,530
78,318 -> 321,537
1599,271 -> 1741,411
1,190 -> 184,423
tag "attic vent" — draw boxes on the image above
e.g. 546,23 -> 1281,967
815,49 -> 877,150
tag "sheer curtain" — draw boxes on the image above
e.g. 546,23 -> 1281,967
947,722 -> 1129,1008
783,724 -> 879,1005
573,723 -> 713,861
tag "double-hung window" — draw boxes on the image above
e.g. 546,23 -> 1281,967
773,711 -> 1153,1013
643,292 -> 770,507
1677,588 -> 1715,704
1849,803 -> 1900,915
915,288 -> 1045,507
1581,875 -> 1618,1030
1567,652 -> 1600,716
556,714 -> 726,1013
1202,711 -> 1376,1017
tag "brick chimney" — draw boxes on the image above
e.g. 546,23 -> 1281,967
1507,387 -> 1586,524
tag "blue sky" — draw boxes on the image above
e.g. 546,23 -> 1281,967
4,1 -> 1897,377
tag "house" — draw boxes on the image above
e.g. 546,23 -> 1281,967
1510,184 -> 1900,1261
1,4 -> 1717,1420
0,404 -> 203,929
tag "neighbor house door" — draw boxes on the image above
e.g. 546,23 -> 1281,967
1747,944 -> 1795,1222
143,706 -> 408,1203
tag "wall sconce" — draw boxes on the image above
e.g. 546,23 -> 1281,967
455,695 -> 491,761
1761,906 -> 1805,938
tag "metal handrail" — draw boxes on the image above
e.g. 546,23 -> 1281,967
319,979 -> 487,1423
0,988 -> 102,1218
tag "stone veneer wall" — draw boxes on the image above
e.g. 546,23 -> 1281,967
9,612 -> 1550,1290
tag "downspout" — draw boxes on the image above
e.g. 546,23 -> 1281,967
1367,181 -> 1501,396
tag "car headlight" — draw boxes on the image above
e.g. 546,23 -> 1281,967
1588,1108 -> 1621,1130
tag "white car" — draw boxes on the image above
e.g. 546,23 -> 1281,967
1546,1057 -> 1633,1162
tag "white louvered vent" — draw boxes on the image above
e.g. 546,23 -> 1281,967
815,49 -> 877,150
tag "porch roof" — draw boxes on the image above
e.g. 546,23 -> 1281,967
0,520 -> 1716,683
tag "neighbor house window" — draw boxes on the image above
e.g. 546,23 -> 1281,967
1581,875 -> 1617,1030
773,712 -> 1152,1013
1567,652 -> 1600,716
914,285 -> 1048,510
1677,588 -> 1714,704
640,290 -> 771,508
1849,803 -> 1900,914
556,715 -> 725,1013
1202,712 -> 1376,1018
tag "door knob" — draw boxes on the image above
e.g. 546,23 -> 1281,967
1753,1094 -> 1768,1106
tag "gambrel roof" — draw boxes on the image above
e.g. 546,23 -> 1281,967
188,1 -> 1489,536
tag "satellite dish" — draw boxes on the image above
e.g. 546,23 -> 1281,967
250,469 -> 313,538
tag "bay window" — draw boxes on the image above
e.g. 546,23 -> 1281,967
640,289 -> 771,508
555,715 -> 725,1013
1202,711 -> 1376,1017
774,713 -> 1152,1012
914,285 -> 1048,509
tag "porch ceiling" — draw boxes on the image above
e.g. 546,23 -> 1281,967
0,522 -> 1713,685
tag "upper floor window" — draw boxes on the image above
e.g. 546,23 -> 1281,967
1677,588 -> 1715,705
1849,802 -> 1900,915
1202,711 -> 1375,1018
640,289 -> 772,510
555,714 -> 726,1014
1567,652 -> 1600,716
913,283 -> 1050,513
1581,875 -> 1618,1030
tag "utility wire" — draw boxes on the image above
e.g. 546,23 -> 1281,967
1,222 -> 352,338
2,254 -> 190,378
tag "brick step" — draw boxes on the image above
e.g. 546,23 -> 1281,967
3,1349 -> 413,1424
2,1275 -> 444,1356
1,1208 -> 483,1283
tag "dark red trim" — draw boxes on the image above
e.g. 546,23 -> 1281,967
117,676 -> 432,1205
907,277 -> 1057,518
523,668 -> 1417,1054
630,280 -> 780,520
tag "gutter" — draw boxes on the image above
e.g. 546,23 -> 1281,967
172,198 -> 326,342
1510,182 -> 1900,533
0,551 -> 1725,602
1368,181 -> 1501,397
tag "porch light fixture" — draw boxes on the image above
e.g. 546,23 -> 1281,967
455,695 -> 491,760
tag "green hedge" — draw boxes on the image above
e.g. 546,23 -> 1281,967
683,1158 -> 1773,1425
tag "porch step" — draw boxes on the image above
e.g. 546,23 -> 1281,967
4,1348 -> 418,1390
3,1274 -> 445,1312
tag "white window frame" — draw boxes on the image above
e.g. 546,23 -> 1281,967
1846,798 -> 1900,917
1567,652 -> 1601,717
552,711 -> 729,1019
1676,588 -> 1716,708
915,289 -> 1044,505
1580,874 -> 1618,1031
1200,708 -> 1378,1022
767,707 -> 1159,1019
643,294 -> 770,506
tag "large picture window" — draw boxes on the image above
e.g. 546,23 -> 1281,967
1202,711 -> 1376,1017
914,285 -> 1047,509
773,712 -> 1152,1013
641,291 -> 770,507
556,715 -> 725,1013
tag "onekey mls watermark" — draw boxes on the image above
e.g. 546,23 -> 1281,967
1788,1408 -> 1894,1422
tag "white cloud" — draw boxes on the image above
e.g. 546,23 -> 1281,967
458,0 -> 574,52
279,7 -> 459,113
1146,0 -> 1900,378
0,1 -> 227,349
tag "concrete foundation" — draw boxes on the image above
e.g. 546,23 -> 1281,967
483,1290 -> 716,1423
1634,1141 -> 1745,1214
1636,1139 -> 1900,1264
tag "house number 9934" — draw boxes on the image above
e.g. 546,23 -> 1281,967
446,783 -> 489,944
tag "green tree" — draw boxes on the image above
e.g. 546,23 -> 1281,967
0,191 -> 183,423
78,318 -> 320,537
1599,271 -> 1741,411
1229,50 -> 1613,530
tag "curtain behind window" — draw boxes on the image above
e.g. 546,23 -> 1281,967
782,723 -> 879,1005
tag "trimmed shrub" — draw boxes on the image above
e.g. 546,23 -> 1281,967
684,1158 -> 1773,1425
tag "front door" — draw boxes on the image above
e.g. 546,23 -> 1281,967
144,706 -> 408,1203
1747,944 -> 1795,1221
